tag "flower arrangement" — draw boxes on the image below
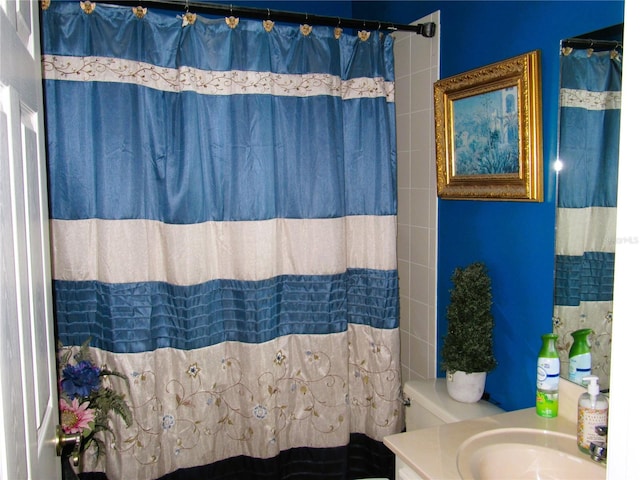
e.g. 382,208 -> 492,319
58,339 -> 132,465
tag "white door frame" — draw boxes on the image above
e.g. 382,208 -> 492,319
0,1 -> 61,478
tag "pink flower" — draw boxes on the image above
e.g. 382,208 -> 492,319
60,397 -> 95,434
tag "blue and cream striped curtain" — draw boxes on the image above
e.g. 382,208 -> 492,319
553,46 -> 622,391
41,2 -> 402,479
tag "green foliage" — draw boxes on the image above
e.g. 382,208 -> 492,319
441,262 -> 497,374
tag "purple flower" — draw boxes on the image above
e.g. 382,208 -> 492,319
61,360 -> 102,399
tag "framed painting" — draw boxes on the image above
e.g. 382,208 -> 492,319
434,50 -> 543,201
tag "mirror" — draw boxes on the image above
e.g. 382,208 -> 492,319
553,24 -> 623,391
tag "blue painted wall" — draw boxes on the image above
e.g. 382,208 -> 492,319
353,1 -> 624,411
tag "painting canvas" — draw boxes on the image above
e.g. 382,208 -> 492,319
434,51 -> 543,201
453,86 -> 519,175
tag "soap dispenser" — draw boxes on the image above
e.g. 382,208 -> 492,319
577,375 -> 608,454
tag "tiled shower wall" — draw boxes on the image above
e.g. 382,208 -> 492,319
393,11 -> 440,383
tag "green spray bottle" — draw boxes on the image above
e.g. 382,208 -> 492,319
569,328 -> 592,384
536,333 -> 559,417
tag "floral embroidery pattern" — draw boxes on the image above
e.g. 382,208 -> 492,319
82,327 -> 402,479
560,88 -> 621,111
161,414 -> 175,430
348,329 -> 402,429
274,350 -> 286,365
186,363 -> 201,378
253,404 -> 268,419
42,55 -> 395,103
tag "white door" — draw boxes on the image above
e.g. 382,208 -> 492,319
0,0 -> 61,479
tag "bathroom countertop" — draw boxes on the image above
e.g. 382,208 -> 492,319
383,407 -> 585,480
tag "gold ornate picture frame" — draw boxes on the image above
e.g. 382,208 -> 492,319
434,50 -> 543,201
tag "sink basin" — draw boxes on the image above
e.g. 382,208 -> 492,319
456,427 -> 605,480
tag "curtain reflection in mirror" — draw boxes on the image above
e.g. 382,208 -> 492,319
553,45 -> 622,391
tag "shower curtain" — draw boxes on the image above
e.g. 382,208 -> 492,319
41,2 -> 402,479
553,46 -> 622,390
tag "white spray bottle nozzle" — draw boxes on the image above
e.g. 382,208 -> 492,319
582,375 -> 600,396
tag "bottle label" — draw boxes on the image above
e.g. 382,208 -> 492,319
569,353 -> 592,384
578,405 -> 608,450
537,356 -> 560,391
536,390 -> 558,417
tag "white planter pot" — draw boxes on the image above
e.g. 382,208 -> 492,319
446,370 -> 487,403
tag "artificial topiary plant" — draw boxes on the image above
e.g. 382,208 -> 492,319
441,262 -> 497,374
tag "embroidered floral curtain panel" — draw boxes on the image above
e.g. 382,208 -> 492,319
41,2 -> 402,479
553,47 -> 622,390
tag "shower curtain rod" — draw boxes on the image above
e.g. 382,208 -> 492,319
96,0 -> 437,37
562,38 -> 622,51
